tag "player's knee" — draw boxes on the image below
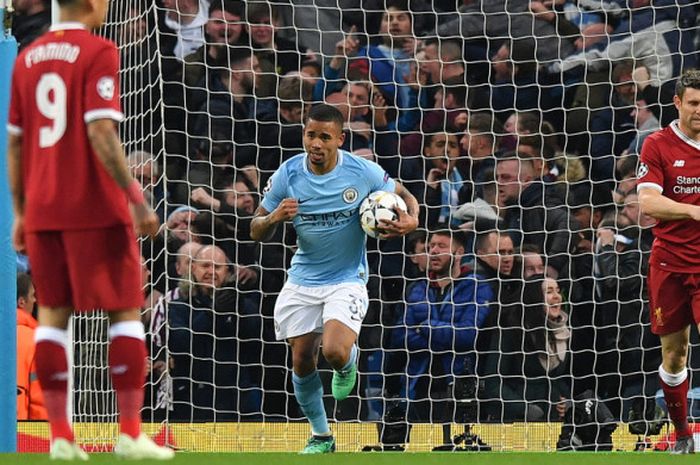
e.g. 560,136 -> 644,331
662,345 -> 688,371
322,345 -> 348,369
292,352 -> 317,376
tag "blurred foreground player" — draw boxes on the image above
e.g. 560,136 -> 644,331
6,0 -> 173,460
637,69 -> 700,454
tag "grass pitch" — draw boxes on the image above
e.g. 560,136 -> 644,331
1,452 -> 698,465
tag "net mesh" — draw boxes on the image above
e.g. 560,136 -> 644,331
64,0 -> 700,452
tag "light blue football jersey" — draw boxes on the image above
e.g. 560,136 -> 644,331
261,150 -> 396,286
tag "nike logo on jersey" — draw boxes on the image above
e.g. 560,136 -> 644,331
298,198 -> 312,205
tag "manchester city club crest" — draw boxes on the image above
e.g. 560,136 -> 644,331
343,187 -> 358,204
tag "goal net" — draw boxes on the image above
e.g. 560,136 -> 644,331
65,0 -> 700,452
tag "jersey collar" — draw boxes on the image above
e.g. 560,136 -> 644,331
49,22 -> 88,32
670,120 -> 700,151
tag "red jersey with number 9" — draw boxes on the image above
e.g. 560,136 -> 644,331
7,23 -> 132,232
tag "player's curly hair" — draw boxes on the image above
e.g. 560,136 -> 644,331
675,69 -> 700,99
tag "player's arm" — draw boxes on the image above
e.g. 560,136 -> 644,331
638,187 -> 700,222
250,199 -> 299,242
86,119 -> 159,236
8,133 -> 26,251
381,181 -> 419,238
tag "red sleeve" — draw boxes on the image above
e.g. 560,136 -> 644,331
83,41 -> 123,124
7,63 -> 23,135
637,135 -> 664,193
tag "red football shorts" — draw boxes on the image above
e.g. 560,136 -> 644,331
25,226 -> 143,311
647,265 -> 700,335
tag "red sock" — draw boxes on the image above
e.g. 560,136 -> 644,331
35,340 -> 74,442
109,336 -> 146,439
660,376 -> 691,437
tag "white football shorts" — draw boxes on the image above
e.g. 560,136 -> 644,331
273,281 -> 369,340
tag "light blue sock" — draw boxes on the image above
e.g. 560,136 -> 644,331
292,371 -> 330,436
339,344 -> 358,373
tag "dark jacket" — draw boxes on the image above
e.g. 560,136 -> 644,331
393,267 -> 493,400
503,181 -> 575,274
168,285 -> 238,420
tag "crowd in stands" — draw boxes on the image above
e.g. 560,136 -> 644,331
11,0 -> 700,435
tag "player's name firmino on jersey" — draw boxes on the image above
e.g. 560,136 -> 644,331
24,43 -> 80,68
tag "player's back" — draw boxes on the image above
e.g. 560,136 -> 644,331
8,23 -> 131,232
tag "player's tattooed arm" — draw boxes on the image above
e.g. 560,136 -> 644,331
87,119 -> 134,189
87,119 -> 160,237
250,198 -> 299,242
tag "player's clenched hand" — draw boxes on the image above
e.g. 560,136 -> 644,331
378,208 -> 418,239
132,203 -> 161,238
12,216 -> 26,253
270,198 -> 299,223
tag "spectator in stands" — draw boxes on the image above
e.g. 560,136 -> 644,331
405,229 -> 428,280
495,154 -> 575,276
169,245 -> 261,420
613,156 -> 638,205
459,112 -> 503,196
319,0 -> 424,132
246,1 -> 307,98
161,0 -> 210,60
483,275 -> 571,421
10,0 -> 50,50
488,39 -> 546,119
521,244 -> 546,279
127,150 -> 165,222
16,272 -> 46,420
624,98 -> 661,157
188,47 -> 269,179
593,221 -> 659,420
436,0 -> 574,62
393,228 -> 493,421
245,74 -> 312,187
549,0 -> 686,86
421,129 -> 470,228
632,64 -> 677,126
585,60 -> 637,183
166,205 -> 199,248
182,0 -> 247,87
620,191 -> 655,250
420,39 -> 466,87
594,218 -> 661,421
190,176 -> 260,289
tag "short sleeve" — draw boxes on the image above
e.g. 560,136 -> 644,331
637,136 -> 664,193
260,166 -> 289,212
84,42 -> 123,123
364,159 -> 396,193
7,64 -> 23,135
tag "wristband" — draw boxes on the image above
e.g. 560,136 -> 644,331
126,180 -> 145,205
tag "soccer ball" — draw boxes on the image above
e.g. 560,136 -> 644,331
359,191 -> 407,239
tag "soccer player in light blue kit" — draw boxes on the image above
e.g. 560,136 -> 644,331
251,104 -> 419,453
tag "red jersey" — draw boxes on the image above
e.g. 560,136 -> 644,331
7,22 -> 132,232
638,121 -> 700,272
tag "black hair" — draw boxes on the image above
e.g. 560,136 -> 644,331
429,225 -> 466,248
305,104 -> 345,129
209,0 -> 245,18
17,272 -> 32,301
